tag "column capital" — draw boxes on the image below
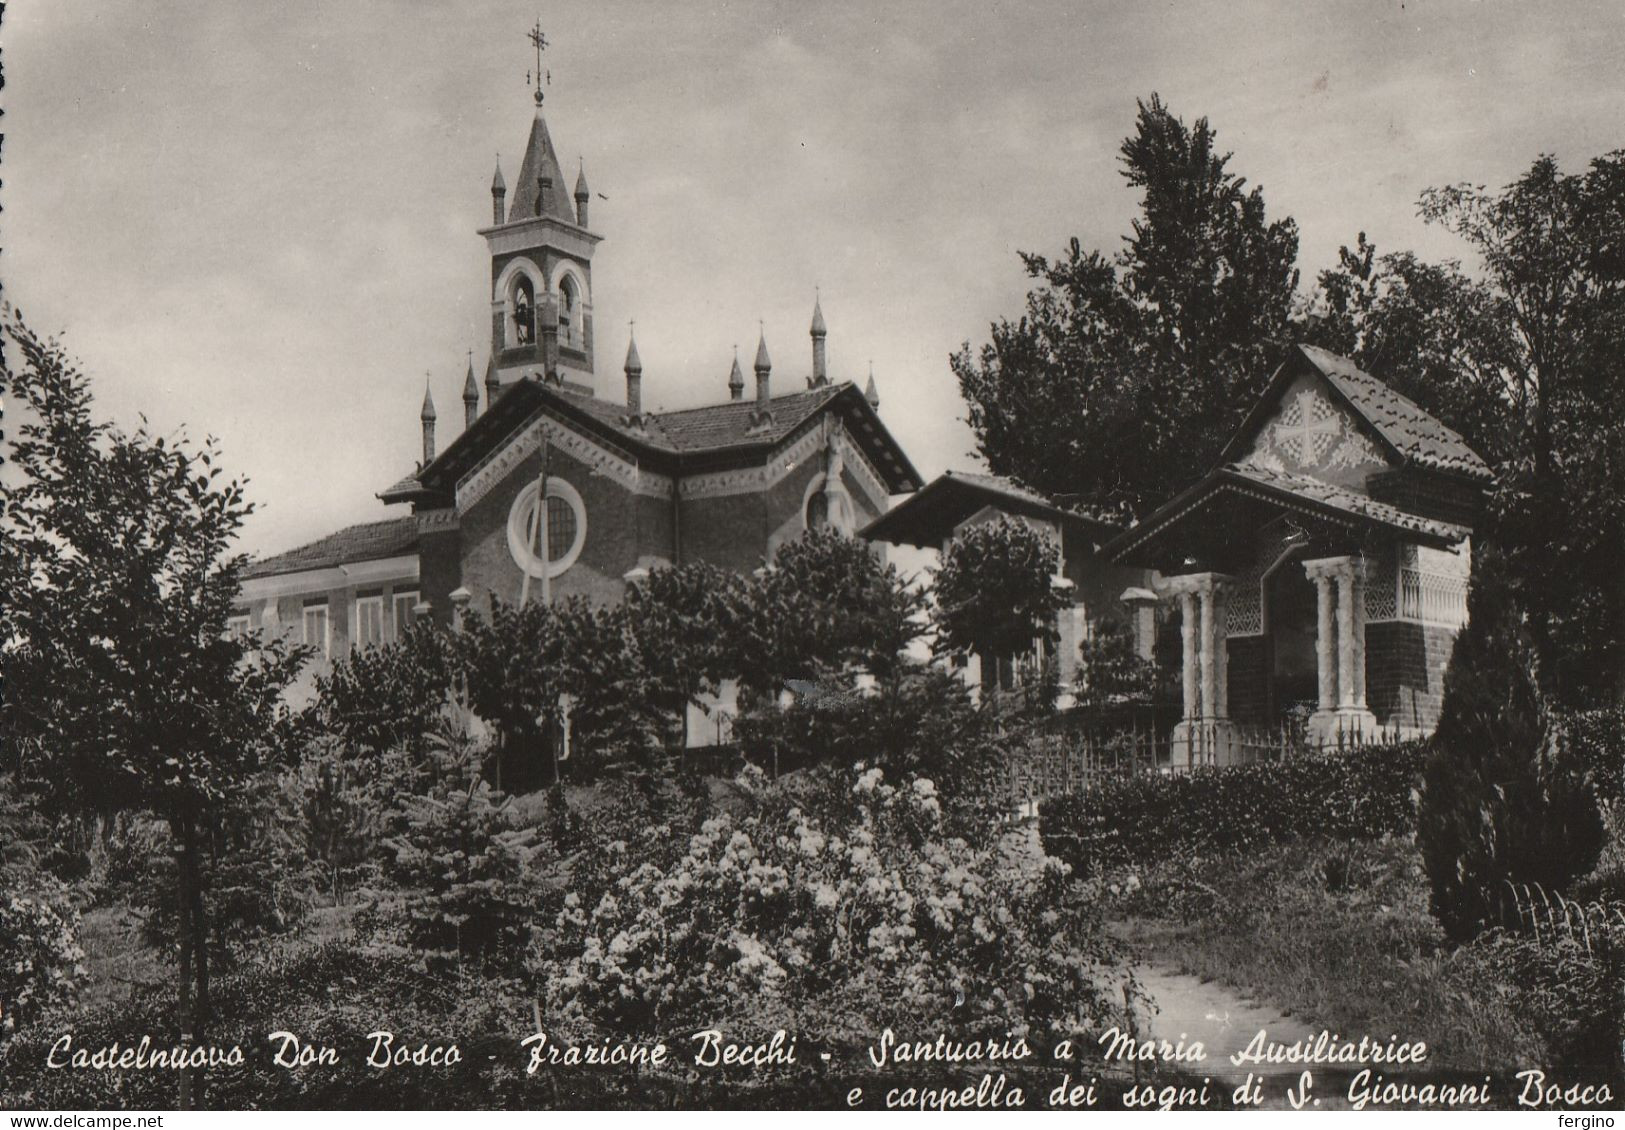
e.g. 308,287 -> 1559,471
1119,586 -> 1159,608
1160,571 -> 1234,597
1302,554 -> 1362,582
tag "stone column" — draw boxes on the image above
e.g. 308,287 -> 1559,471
1165,573 -> 1236,765
1351,569 -> 1368,710
1120,587 -> 1160,663
1198,587 -> 1217,720
1302,556 -> 1377,747
1179,590 -> 1199,720
1336,569 -> 1357,710
1312,573 -> 1336,712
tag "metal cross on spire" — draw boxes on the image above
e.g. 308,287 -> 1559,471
527,19 -> 549,104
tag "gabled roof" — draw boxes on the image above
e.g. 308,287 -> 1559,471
381,378 -> 922,505
1104,462 -> 1469,566
242,516 -> 419,580
1221,345 -> 1492,482
505,108 -> 579,226
860,470 -> 1124,551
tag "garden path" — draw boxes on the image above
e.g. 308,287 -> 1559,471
1132,964 -> 1319,1074
1131,965 -> 1356,1109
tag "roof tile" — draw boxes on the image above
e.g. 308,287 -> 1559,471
243,516 -> 418,580
1297,345 -> 1492,481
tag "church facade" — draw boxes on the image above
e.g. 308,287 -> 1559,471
1106,345 -> 1491,759
234,81 -> 921,696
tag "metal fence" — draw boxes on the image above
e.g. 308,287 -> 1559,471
1490,879 -> 1625,955
1005,708 -> 1410,812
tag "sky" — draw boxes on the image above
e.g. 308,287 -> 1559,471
5,0 -> 1623,560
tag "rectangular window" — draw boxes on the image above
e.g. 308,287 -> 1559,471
226,614 -> 251,641
303,603 -> 330,658
392,590 -> 420,641
355,595 -> 385,650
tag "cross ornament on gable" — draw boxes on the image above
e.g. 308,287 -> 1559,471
1276,390 -> 1343,466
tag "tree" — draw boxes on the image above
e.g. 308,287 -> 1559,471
932,517 -> 1068,686
460,595 -> 655,787
952,94 -> 1300,519
1309,152 -> 1625,703
742,528 -> 928,695
622,562 -> 754,746
0,309 -> 304,1106
1073,618 -> 1165,710
1417,546 -> 1606,942
310,619 -> 457,760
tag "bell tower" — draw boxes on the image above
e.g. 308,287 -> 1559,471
480,22 -> 602,395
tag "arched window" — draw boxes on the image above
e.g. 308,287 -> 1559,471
511,276 -> 536,346
557,274 -> 580,348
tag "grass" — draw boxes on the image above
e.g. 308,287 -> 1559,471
1107,835 -> 1554,1071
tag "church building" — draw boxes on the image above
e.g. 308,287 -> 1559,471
234,62 -> 921,694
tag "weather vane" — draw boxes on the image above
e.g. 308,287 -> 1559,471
527,19 -> 549,103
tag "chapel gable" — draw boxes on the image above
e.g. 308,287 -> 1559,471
1236,372 -> 1392,490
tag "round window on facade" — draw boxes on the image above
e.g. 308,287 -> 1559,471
506,477 -> 586,578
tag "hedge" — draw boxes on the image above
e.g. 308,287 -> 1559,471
1039,741 -> 1428,873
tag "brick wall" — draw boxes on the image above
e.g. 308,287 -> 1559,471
457,441 -> 660,612
1365,620 -> 1459,733
419,527 -> 462,626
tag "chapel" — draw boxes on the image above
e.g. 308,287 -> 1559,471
233,57 -> 921,699
1105,344 -> 1492,759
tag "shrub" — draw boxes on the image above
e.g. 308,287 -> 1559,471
1039,741 -> 1427,872
0,875 -> 85,1039
1568,707 -> 1625,805
1073,619 -> 1167,708
539,765 -> 1123,1043
1454,930 -> 1624,1072
363,737 -> 549,974
1419,551 -> 1607,941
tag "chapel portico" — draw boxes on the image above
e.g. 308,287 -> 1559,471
1108,345 -> 1492,759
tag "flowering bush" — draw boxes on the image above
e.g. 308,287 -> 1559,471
1040,742 -> 1427,872
0,877 -> 85,1039
538,765 -> 1121,1043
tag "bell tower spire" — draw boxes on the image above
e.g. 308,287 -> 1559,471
480,23 -> 603,397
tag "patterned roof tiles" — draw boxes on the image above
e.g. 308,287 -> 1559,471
1223,463 -> 1469,543
1295,345 -> 1493,482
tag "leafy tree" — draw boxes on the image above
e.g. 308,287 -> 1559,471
742,528 -> 928,695
1310,153 -> 1625,703
310,619 -> 457,760
1305,234 -> 1521,462
460,595 -> 656,787
932,516 -> 1068,682
622,561 -> 754,746
1417,547 -> 1606,942
0,308 -> 304,1106
953,94 -> 1300,518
